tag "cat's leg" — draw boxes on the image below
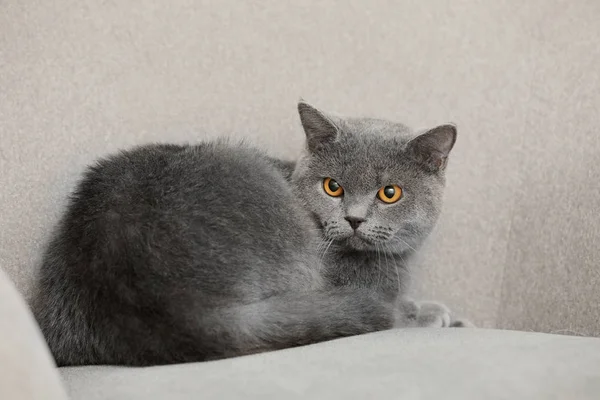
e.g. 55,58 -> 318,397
196,288 -> 396,359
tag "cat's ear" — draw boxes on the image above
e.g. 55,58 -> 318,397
298,101 -> 340,152
407,124 -> 457,172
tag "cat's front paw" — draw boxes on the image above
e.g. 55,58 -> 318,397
394,299 -> 450,328
418,303 -> 477,328
415,301 -> 452,328
395,299 -> 475,328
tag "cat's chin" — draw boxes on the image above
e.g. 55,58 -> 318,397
329,232 -> 387,252
343,235 -> 375,251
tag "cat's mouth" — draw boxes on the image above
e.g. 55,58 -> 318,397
324,231 -> 373,251
321,223 -> 387,251
344,231 -> 377,250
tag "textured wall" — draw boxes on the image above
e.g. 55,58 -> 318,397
1,0 -> 599,334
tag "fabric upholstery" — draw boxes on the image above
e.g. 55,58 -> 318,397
1,0 -> 599,334
0,268 -> 67,400
60,328 -> 600,400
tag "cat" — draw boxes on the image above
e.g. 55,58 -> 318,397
32,102 -> 465,367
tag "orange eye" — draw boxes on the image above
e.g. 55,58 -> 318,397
377,185 -> 402,204
323,178 -> 344,197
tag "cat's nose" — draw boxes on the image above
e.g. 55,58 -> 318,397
345,216 -> 366,230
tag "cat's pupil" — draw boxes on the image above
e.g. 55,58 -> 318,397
383,186 -> 395,198
328,180 -> 340,191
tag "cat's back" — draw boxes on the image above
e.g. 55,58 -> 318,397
79,141 -> 278,214
51,140 -> 316,281
72,141 -> 308,238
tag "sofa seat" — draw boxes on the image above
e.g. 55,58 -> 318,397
60,328 -> 600,400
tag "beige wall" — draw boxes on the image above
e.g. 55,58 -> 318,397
1,0 -> 599,334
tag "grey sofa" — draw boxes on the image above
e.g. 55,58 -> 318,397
1,0 -> 599,399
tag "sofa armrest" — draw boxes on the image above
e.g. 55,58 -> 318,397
0,267 -> 67,400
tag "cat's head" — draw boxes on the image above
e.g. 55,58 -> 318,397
291,101 -> 456,254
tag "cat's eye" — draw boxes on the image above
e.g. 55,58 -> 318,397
323,178 -> 344,197
377,185 -> 402,204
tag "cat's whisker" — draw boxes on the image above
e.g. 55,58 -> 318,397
394,237 -> 417,253
319,239 -> 334,264
385,236 -> 417,253
383,242 -> 402,295
316,239 -> 327,255
377,243 -> 391,290
375,243 -> 383,289
315,239 -> 326,254
382,241 -> 392,291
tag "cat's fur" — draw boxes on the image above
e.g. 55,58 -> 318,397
32,102 -> 461,366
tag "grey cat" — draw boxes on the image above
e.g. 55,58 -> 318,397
32,102 -> 465,367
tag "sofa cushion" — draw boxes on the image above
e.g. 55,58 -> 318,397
61,328 -> 600,400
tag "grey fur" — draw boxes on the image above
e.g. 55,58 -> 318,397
32,102 -> 462,367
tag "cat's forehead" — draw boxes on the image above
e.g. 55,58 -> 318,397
340,117 -> 413,140
337,119 -> 413,165
338,133 -> 402,164
338,140 -> 404,186
314,131 -> 417,189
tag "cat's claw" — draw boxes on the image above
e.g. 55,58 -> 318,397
449,318 -> 476,328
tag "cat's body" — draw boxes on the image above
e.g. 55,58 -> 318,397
32,103 -> 461,366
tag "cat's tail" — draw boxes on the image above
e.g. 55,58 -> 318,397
190,288 -> 397,360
